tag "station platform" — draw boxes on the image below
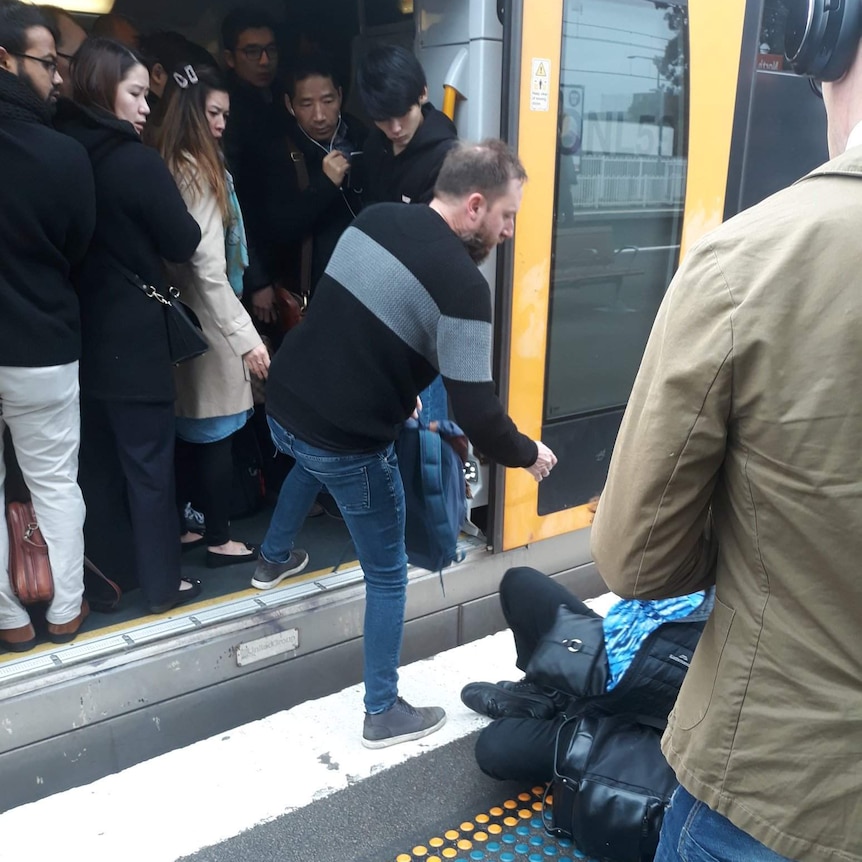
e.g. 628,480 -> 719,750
0,596 -> 618,862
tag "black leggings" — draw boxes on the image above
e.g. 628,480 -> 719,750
175,435 -> 234,547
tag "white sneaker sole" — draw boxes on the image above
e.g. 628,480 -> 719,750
250,555 -> 309,590
361,712 -> 447,749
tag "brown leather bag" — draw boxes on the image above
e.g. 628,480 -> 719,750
274,286 -> 305,331
6,501 -> 54,604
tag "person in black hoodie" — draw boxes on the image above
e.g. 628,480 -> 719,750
356,44 -> 459,422
0,0 -> 95,651
262,51 -> 366,299
356,44 -> 458,206
55,38 -> 203,614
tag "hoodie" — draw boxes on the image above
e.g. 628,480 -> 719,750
363,102 -> 458,205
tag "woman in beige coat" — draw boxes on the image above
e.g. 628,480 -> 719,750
159,65 -> 270,568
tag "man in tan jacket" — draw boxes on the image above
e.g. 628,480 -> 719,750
591,7 -> 862,862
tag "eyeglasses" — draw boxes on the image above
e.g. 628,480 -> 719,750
238,43 -> 278,61
9,52 -> 58,76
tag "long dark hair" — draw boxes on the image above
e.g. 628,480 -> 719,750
157,65 -> 229,220
71,37 -> 145,116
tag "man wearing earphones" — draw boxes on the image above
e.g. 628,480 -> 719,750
591,2 -> 862,862
263,51 -> 366,298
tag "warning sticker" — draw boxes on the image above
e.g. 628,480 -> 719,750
530,57 -> 551,111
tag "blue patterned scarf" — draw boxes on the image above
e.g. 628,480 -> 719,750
224,168 -> 248,296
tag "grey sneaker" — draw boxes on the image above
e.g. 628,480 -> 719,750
250,550 -> 309,590
362,697 -> 447,749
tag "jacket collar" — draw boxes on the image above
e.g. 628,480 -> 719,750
797,144 -> 862,183
0,68 -> 52,126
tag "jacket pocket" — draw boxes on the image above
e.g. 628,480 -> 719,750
672,595 -> 734,730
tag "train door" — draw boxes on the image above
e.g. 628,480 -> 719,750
492,0 -> 752,551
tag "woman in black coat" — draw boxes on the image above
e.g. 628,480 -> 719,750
56,38 -> 203,613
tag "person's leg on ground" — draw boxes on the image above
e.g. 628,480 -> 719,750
106,400 -> 197,611
655,786 -> 795,862
500,566 -> 601,669
288,437 -> 444,746
474,716 -> 562,783
1,364 -> 86,627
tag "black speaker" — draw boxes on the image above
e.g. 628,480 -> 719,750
785,0 -> 862,81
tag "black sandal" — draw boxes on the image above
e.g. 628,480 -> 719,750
206,543 -> 259,569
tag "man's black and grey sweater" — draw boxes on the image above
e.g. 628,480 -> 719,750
266,203 -> 538,467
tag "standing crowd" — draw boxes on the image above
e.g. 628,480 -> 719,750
0,0 -> 555,748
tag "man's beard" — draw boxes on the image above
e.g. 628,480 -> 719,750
460,232 -> 494,265
18,67 -> 58,111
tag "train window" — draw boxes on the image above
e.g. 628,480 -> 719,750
539,0 -> 689,514
546,0 -> 688,418
757,0 -> 791,73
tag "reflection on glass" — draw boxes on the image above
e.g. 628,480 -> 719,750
545,0 -> 689,420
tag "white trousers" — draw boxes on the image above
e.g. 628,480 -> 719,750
0,363 -> 85,627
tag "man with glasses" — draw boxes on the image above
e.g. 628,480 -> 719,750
39,6 -> 86,99
0,0 -> 96,650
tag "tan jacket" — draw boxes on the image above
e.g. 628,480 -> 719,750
167,166 -> 261,419
591,149 -> 862,862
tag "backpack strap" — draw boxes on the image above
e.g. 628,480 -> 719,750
285,135 -> 313,307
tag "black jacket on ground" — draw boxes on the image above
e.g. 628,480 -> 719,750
363,103 -> 458,205
223,75 -> 291,291
55,100 -> 201,402
263,112 -> 367,291
0,70 -> 95,367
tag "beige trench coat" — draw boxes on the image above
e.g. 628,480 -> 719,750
592,149 -> 862,862
167,165 -> 261,420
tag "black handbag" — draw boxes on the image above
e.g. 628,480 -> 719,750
546,713 -> 678,862
108,254 -> 209,365
525,605 -> 609,698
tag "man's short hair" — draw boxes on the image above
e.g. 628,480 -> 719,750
284,51 -> 340,100
0,0 -> 58,55
356,44 -> 426,121
434,139 -> 528,203
139,31 -> 217,76
220,7 -> 277,53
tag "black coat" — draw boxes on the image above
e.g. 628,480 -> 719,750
0,71 -> 95,367
55,101 -> 201,402
223,76 -> 291,290
363,103 -> 458,205
263,112 -> 367,290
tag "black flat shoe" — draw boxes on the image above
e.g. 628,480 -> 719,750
206,543 -> 259,569
148,578 -> 203,614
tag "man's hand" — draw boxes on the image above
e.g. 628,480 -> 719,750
322,150 -> 350,187
251,285 -> 278,324
524,441 -> 558,482
243,343 -> 271,379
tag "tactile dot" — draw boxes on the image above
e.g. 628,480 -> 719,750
412,847 -> 428,857
503,816 -> 519,827
487,824 -> 502,834
532,801 -> 543,811
518,792 -> 532,802
441,850 -> 457,859
445,831 -> 460,841
474,832 -> 488,842
475,813 -> 490,824
457,839 -> 473,850
489,807 -> 504,816
519,809 -> 532,818
460,822 -> 475,832
429,838 -> 444,848
503,799 -> 518,810
396,856 -> 412,862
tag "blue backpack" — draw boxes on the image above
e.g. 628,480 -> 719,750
396,416 -> 468,576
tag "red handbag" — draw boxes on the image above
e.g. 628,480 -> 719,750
6,501 -> 54,604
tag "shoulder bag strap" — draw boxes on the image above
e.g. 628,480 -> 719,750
285,135 -> 314,307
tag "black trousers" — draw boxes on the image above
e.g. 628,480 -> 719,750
79,398 -> 181,607
175,435 -> 234,546
475,566 -> 602,784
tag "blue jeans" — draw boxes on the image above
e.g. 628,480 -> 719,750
261,417 -> 408,714
656,786 -> 794,862
418,375 -> 448,424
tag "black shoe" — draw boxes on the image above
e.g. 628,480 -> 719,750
148,578 -> 203,614
206,543 -> 259,569
460,679 -> 558,719
362,697 -> 446,749
250,550 -> 309,589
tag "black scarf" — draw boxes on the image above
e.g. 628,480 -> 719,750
0,68 -> 51,126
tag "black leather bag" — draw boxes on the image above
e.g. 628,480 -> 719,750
546,713 -> 678,862
108,254 -> 208,365
525,606 -> 608,697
